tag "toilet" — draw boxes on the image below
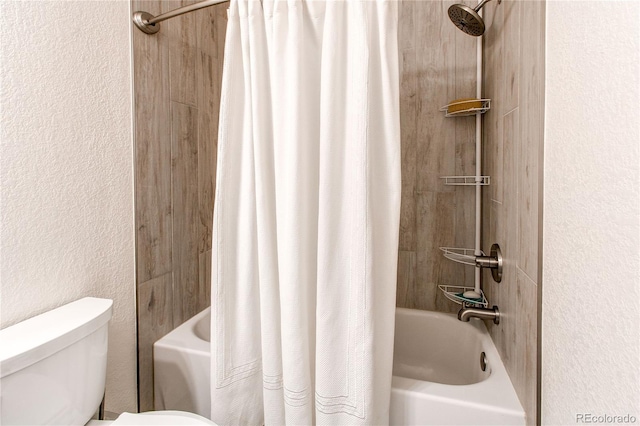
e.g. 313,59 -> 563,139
0,297 -> 217,425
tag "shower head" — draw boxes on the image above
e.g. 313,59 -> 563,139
448,4 -> 485,36
448,0 -> 500,37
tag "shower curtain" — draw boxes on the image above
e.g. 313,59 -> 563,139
210,0 -> 400,424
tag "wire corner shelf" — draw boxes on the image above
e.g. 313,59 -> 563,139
440,99 -> 491,117
440,176 -> 490,186
438,285 -> 488,308
439,247 -> 485,266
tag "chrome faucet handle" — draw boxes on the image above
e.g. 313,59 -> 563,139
475,243 -> 503,283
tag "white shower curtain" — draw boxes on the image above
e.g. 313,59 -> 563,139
210,0 -> 400,424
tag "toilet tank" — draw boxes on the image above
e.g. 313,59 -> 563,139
0,297 -> 113,425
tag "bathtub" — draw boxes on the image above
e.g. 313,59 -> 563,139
390,308 -> 525,425
154,307 -> 525,425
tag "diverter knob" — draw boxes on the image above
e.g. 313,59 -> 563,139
475,243 -> 503,283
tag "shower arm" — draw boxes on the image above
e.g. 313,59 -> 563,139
133,0 -> 230,35
473,0 -> 492,11
473,0 -> 500,12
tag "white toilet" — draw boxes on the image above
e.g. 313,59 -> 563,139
0,297 -> 217,425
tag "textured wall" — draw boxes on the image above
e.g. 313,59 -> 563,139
480,1 -> 544,424
131,0 -> 226,411
0,0 -> 137,414
543,1 -> 640,423
396,0 -> 478,313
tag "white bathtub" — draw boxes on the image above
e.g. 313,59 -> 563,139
154,307 -> 525,425
390,308 -> 525,425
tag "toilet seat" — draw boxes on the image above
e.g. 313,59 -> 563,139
111,410 -> 218,425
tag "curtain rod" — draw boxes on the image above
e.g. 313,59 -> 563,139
133,0 -> 230,34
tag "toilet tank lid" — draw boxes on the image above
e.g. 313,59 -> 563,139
0,297 -> 113,378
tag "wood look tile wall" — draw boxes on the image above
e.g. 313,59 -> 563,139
397,0 -> 478,313
398,1 -> 543,424
132,0 -> 227,411
481,1 -> 544,424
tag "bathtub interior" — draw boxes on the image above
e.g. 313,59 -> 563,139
189,307 -> 489,385
393,309 -> 489,385
194,313 -> 210,342
390,308 -> 525,426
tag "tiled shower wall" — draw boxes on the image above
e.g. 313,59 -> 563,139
481,1 -> 544,424
396,1 -> 543,424
396,0 -> 479,313
132,0 -> 227,411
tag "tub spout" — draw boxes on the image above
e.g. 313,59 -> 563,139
458,305 -> 500,325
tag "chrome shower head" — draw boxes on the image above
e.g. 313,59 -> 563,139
448,0 -> 500,37
448,3 -> 485,36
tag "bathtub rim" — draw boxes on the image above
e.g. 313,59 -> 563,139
153,307 -> 210,355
